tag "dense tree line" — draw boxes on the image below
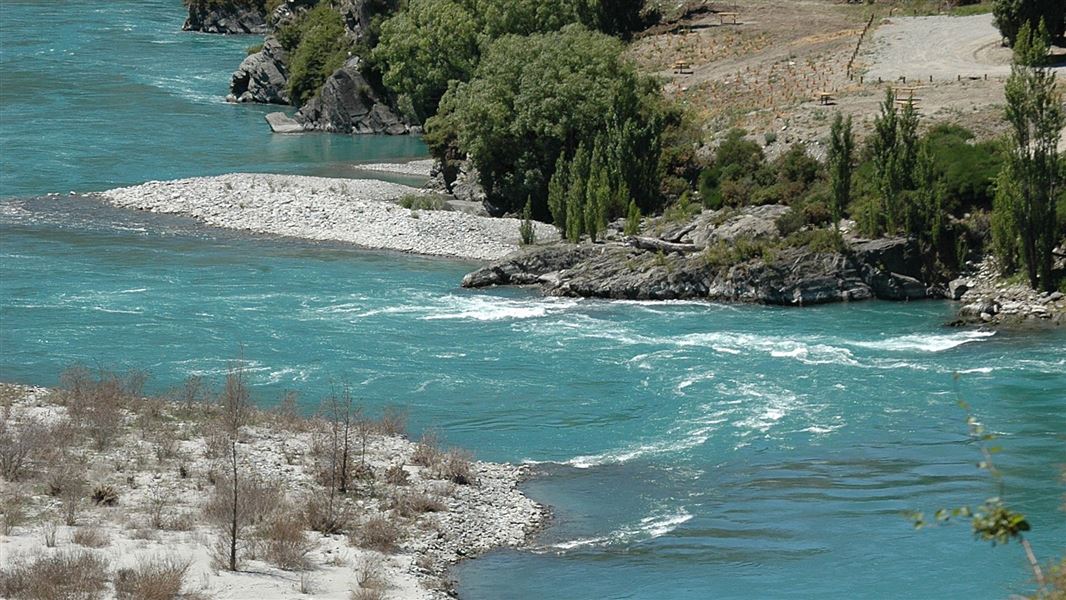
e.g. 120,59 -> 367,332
993,0 -> 1065,45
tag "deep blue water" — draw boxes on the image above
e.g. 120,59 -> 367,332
1,2 -> 1064,599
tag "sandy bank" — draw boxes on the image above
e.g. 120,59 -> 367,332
0,382 -> 546,599
99,174 -> 557,261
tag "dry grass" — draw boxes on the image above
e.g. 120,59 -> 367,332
430,449 -> 477,486
384,464 -> 408,486
73,526 -> 112,548
303,493 -> 353,535
0,550 -> 111,600
409,432 -> 440,467
349,588 -> 386,600
375,407 -> 407,437
393,491 -> 446,519
1,491 -> 27,535
0,416 -> 47,481
349,515 -> 403,553
113,556 -> 192,600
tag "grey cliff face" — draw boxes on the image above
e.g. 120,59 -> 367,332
294,59 -> 410,135
228,37 -> 289,104
183,2 -> 268,34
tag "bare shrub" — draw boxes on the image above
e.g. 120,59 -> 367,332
393,491 -> 446,519
355,554 -> 385,589
146,491 -> 169,530
204,474 -> 281,570
0,417 -> 46,481
60,366 -> 131,450
91,484 -> 119,506
73,527 -> 111,548
61,478 -> 87,526
175,375 -> 209,412
259,511 -> 316,571
430,450 -> 477,486
113,556 -> 191,600
0,550 -> 110,600
206,359 -> 254,572
349,515 -> 402,553
42,521 -> 58,547
1,491 -> 27,535
303,492 -> 352,535
410,432 -> 440,467
376,406 -> 407,436
297,572 -> 318,595
350,588 -> 386,600
384,464 -> 408,486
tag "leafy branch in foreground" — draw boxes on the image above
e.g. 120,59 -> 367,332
909,393 -> 1051,593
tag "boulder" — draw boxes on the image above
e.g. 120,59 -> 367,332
689,205 -> 790,248
947,278 -> 970,301
294,58 -> 410,135
228,37 -> 289,105
265,112 -> 304,133
183,1 -> 267,34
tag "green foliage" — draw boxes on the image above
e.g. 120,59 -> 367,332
697,129 -> 767,209
828,113 -> 854,229
662,191 -> 700,224
702,237 -> 777,269
428,25 -> 665,220
624,200 -> 642,235
476,0 -> 580,37
284,5 -> 351,107
246,43 -> 264,56
372,0 -> 481,122
785,228 -> 845,254
923,124 -> 1003,211
398,195 -> 451,211
994,20 -> 1064,290
519,198 -> 536,245
574,0 -> 655,38
992,0 -> 1065,46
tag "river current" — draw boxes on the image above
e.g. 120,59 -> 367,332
1,1 -> 1063,599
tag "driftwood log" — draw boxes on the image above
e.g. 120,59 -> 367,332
626,236 -> 699,253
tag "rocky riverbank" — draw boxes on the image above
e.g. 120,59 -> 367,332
0,381 -> 546,599
183,0 -> 268,34
98,174 -> 557,261
463,205 -> 940,305
949,257 -> 1066,327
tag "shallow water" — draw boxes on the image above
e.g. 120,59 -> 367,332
1,1 -> 1064,599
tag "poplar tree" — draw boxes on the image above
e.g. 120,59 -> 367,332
994,20 -> 1063,290
828,112 -> 854,229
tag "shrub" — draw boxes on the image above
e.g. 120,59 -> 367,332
410,432 -> 440,467
0,551 -> 111,600
392,491 -> 446,518
786,228 -> 846,254
0,417 -> 45,481
398,195 -> 450,211
431,449 -> 476,486
91,484 -> 119,506
260,512 -> 316,571
776,208 -> 805,237
624,200 -> 642,236
304,493 -> 352,535
376,406 -> 407,436
1,492 -> 27,535
113,556 -> 191,600
702,237 -> 777,269
520,199 -> 536,245
285,5 -> 351,107
73,527 -> 111,548
350,515 -> 402,553
384,464 -> 408,486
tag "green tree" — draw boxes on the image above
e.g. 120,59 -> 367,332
992,0 -> 1065,46
869,88 -> 920,235
566,144 -> 590,242
994,21 -> 1064,290
547,152 -> 570,233
285,5 -> 351,107
574,0 -> 651,38
372,0 -> 481,122
624,199 -> 641,236
519,198 -> 536,245
828,113 -> 854,229
426,24 -> 664,218
476,0 -> 579,37
585,162 -> 610,241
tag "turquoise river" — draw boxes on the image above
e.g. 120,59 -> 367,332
1,1 -> 1063,598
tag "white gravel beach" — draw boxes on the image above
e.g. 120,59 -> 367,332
354,159 -> 436,177
100,173 -> 557,261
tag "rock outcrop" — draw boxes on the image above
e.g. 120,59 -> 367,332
462,206 -> 940,305
183,1 -> 268,34
949,254 -> 1065,327
228,37 -> 289,104
293,58 -> 411,135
